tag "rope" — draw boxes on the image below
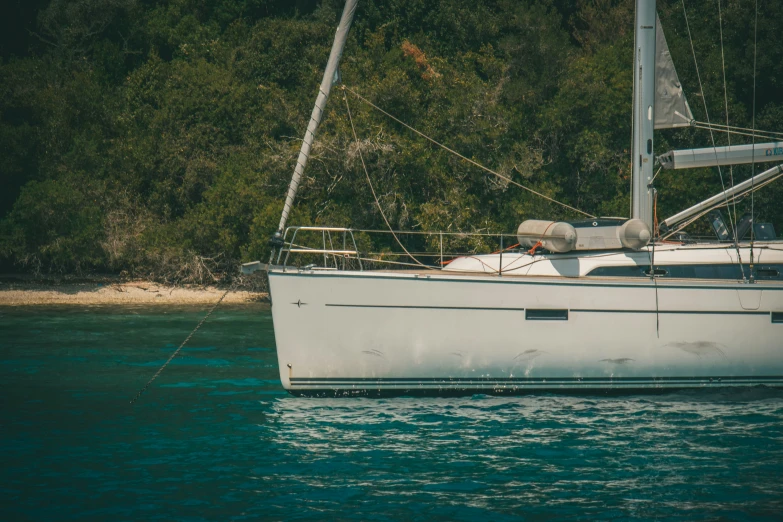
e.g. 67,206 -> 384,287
654,189 -> 659,239
492,243 -> 520,254
525,222 -> 556,255
651,166 -> 663,185
129,285 -> 234,404
526,241 -> 544,255
343,85 -> 595,219
341,87 -> 434,270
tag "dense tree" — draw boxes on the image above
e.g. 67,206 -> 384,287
0,0 -> 781,279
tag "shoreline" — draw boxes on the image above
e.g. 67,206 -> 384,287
0,281 -> 268,306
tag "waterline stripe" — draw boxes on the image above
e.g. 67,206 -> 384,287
290,376 -> 783,383
326,304 -> 525,311
288,376 -> 783,393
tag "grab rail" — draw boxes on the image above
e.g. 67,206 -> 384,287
278,226 -> 363,271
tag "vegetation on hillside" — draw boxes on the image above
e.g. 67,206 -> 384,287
1,0 -> 781,281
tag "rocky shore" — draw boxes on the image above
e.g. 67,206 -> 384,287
0,280 -> 267,306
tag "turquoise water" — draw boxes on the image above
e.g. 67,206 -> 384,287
1,305 -> 782,521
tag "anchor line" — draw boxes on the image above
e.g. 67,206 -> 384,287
129,284 -> 234,404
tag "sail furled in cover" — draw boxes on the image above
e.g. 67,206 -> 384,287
274,0 -> 359,239
654,13 -> 694,129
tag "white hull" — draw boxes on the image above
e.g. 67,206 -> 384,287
268,255 -> 783,396
258,0 -> 783,396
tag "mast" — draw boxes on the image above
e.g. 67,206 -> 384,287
631,0 -> 656,230
271,0 -> 359,247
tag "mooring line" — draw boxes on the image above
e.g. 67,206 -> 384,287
129,285 -> 234,405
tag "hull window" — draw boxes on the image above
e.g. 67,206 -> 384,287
756,267 -> 780,280
587,265 -> 648,277
772,313 -> 783,324
526,309 -> 569,321
588,264 -> 783,280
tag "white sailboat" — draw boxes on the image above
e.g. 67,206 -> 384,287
245,0 -> 783,396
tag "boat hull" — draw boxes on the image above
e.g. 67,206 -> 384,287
268,270 -> 783,396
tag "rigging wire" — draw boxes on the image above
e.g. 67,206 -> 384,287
750,0 -> 759,281
680,0 -> 745,280
341,87 -> 435,270
661,169 -> 783,240
342,85 -> 595,219
690,123 -> 783,142
717,0 -> 739,240
691,121 -> 783,139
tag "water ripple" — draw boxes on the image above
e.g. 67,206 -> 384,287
1,306 -> 782,520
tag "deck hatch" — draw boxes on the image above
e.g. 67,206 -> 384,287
526,309 -> 569,321
772,312 -> 783,324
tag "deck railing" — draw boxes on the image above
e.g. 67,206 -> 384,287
277,226 -> 520,271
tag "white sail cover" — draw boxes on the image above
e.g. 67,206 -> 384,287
654,13 -> 693,129
275,0 -> 359,238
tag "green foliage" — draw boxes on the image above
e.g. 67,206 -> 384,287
0,0 -> 781,278
1,175 -> 105,272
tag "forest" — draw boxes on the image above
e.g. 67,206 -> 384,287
1,0 -> 781,282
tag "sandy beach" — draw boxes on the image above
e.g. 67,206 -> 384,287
0,281 -> 268,306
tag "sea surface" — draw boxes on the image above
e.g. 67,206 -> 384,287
1,304 -> 782,521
